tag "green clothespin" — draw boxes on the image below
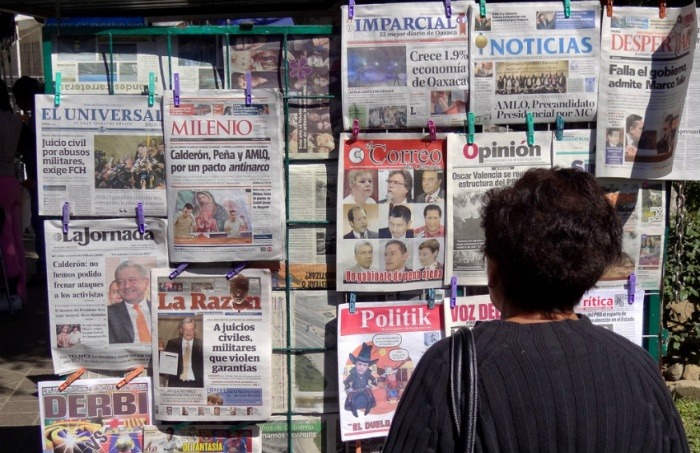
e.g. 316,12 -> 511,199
54,73 -> 62,107
555,115 -> 565,141
467,112 -> 476,144
349,292 -> 357,314
480,0 -> 487,17
526,112 -> 535,146
563,0 -> 571,18
148,72 -> 155,107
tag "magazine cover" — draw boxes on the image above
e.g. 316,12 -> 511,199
143,424 -> 261,452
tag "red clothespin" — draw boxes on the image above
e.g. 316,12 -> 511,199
606,0 -> 613,17
59,368 -> 86,392
116,365 -> 145,389
427,120 -> 436,142
350,119 -> 360,142
658,0 -> 666,19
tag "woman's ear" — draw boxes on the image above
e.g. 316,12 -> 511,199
486,259 -> 504,315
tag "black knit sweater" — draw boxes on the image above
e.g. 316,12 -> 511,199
383,316 -> 688,453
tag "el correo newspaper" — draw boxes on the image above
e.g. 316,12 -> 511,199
595,4 -> 698,178
35,94 -> 167,217
45,218 -> 168,374
143,424 -> 261,453
258,415 -> 342,453
337,301 -> 444,441
337,133 -> 448,292
469,1 -> 601,125
162,89 -> 285,263
39,377 -> 152,453
445,131 -> 553,286
341,2 -> 470,129
151,269 -> 272,422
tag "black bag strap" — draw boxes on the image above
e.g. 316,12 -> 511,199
450,327 -> 478,453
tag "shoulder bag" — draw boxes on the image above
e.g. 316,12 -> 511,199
449,327 -> 478,453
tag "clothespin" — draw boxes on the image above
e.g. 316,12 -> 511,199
351,119 -> 360,142
526,112 -> 535,147
427,120 -> 436,142
658,0 -> 666,18
135,201 -> 145,234
450,276 -> 457,308
348,0 -> 355,20
349,292 -> 357,314
467,112 -> 476,144
54,72 -> 62,107
627,273 -> 636,304
479,0 -> 487,18
606,0 -> 613,17
427,288 -> 435,309
226,262 -> 248,280
444,0 -> 452,18
555,115 -> 565,141
169,263 -> 188,279
116,365 -> 145,389
173,73 -> 181,107
245,71 -> 252,106
563,0 -> 571,18
62,202 -> 70,234
148,72 -> 155,107
58,368 -> 85,392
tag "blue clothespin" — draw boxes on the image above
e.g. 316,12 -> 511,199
62,201 -> 70,234
563,0 -> 571,18
348,0 -> 355,19
555,115 -> 565,141
444,0 -> 452,18
427,120 -> 436,142
169,263 -> 188,279
628,273 -> 636,304
479,0 -> 487,17
427,289 -> 435,309
226,262 -> 249,280
349,292 -> 357,314
351,119 -> 360,142
467,112 -> 476,144
173,73 -> 181,107
135,201 -> 145,234
148,72 -> 155,107
54,73 -> 62,107
450,276 -> 457,308
245,71 -> 252,106
526,112 -> 535,147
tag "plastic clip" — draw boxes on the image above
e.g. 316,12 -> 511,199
563,0 -> 571,18
467,112 -> 476,144
54,73 -> 62,107
351,119 -> 360,142
62,202 -> 70,234
136,201 -> 145,234
450,276 -> 458,308
349,293 -> 357,314
245,71 -> 252,106
427,120 -> 436,142
606,0 -> 613,17
148,72 -> 155,107
444,0 -> 452,18
479,0 -> 487,17
116,365 -> 145,389
526,112 -> 535,147
348,0 -> 355,19
627,273 -> 636,304
173,73 -> 181,107
226,262 -> 248,280
59,368 -> 86,392
555,115 -> 565,141
169,263 -> 189,279
659,0 -> 666,18
427,289 -> 435,309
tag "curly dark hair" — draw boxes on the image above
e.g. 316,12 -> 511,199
481,167 -> 622,314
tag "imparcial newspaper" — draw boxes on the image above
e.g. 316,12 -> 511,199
445,131 -> 553,286
35,94 -> 167,217
45,218 -> 168,374
341,2 -> 470,129
151,268 -> 272,422
39,377 -> 152,453
337,301 -> 444,441
162,89 -> 285,263
143,424 -> 261,453
595,4 -> 697,179
469,1 -> 601,125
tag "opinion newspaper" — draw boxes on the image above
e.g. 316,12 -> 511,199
446,131 -> 553,285
45,218 -> 168,374
596,4 -> 697,178
162,89 -> 285,263
341,2 -> 470,129
35,94 -> 167,216
469,1 -> 601,125
151,268 -> 272,422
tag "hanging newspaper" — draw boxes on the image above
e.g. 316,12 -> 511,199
336,133 -> 447,292
162,89 -> 285,263
39,377 -> 152,453
596,4 -> 698,179
271,291 -> 289,413
552,132 -> 667,290
285,225 -> 336,289
575,288 -> 645,346
151,268 -> 272,422
446,131 -> 553,286
337,301 -> 444,441
258,415 -> 342,453
469,1 -> 601,125
143,424 -> 261,453
45,218 -> 168,374
341,2 -> 470,129
289,163 -> 338,223
35,94 -> 167,217
172,35 -> 225,90
443,294 -> 501,334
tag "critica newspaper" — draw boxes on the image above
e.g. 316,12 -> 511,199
45,218 -> 168,374
39,377 -> 152,453
151,268 -> 272,422
596,4 -> 698,179
163,89 -> 285,263
336,133 -> 447,292
35,94 -> 167,217
337,301 -> 444,441
341,2 -> 470,129
143,424 -> 261,453
576,288 -> 645,346
469,1 -> 601,125
446,131 -> 553,286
